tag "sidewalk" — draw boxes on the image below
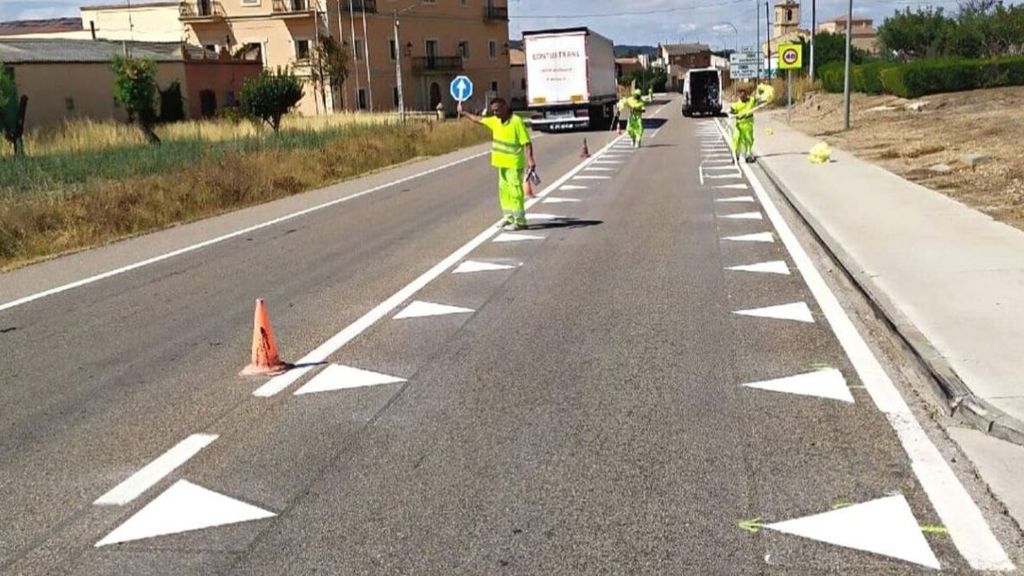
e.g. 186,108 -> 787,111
752,116 -> 1024,446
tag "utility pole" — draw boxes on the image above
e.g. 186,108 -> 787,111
809,0 -> 816,81
756,0 -> 761,82
765,0 -> 772,80
842,0 -> 853,129
394,12 -> 405,122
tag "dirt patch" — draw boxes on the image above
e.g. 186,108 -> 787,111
776,86 -> 1024,231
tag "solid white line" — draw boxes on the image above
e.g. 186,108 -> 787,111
94,434 -> 218,506
252,135 -> 627,398
0,150 -> 491,314
712,120 -> 1013,571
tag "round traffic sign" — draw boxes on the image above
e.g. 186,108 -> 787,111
782,48 -> 799,65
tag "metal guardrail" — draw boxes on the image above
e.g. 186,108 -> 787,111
411,56 -> 464,73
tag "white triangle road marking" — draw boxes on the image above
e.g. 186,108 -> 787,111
716,196 -> 756,203
706,174 -> 743,179
295,364 -> 405,395
717,184 -> 749,190
722,232 -> 775,243
722,212 -> 763,221
542,197 -> 582,204
703,166 -> 740,171
493,232 -> 545,243
560,185 -> 588,191
726,260 -> 790,275
394,300 -> 474,319
742,368 -> 853,402
767,495 -> 940,569
453,260 -> 521,274
734,302 -> 815,323
95,480 -> 275,547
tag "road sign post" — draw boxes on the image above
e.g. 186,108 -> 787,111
778,44 -> 803,124
450,75 -> 474,104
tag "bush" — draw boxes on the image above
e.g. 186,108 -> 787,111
881,56 -> 1024,98
819,62 -> 845,93
240,68 -> 304,132
853,62 -> 895,94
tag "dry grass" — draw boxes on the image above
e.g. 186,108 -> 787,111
0,119 -> 488,270
783,85 -> 1024,231
1,112 -> 432,157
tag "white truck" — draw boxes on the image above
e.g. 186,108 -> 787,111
523,27 -> 618,131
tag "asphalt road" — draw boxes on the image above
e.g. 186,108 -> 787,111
1,97 -> 1020,575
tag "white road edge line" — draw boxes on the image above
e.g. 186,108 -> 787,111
94,433 -> 218,506
0,150 -> 494,314
711,119 -> 1013,572
252,134 -> 628,398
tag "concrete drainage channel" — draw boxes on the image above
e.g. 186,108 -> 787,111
744,129 -> 1024,448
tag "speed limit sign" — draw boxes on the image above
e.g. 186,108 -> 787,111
779,44 -> 803,70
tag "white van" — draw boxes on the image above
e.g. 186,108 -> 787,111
682,68 -> 723,117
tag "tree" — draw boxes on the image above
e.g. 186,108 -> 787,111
799,33 -> 870,77
240,68 -> 304,132
309,36 -> 349,112
0,64 -> 27,156
878,7 -> 952,60
110,55 -> 161,144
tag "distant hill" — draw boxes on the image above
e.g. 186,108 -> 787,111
615,45 -> 658,58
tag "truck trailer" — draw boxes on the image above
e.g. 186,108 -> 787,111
523,27 -> 618,131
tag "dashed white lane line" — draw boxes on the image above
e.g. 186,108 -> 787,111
559,185 -> 588,191
573,175 -> 612,180
721,212 -> 763,221
711,119 -> 1013,571
716,196 -> 756,204
94,434 -> 218,506
0,150 -> 491,314
542,197 -> 582,204
251,134 -> 627,398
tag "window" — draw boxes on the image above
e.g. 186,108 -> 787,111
458,40 -> 469,59
204,43 -> 216,53
241,0 -> 260,5
460,0 -> 467,5
425,39 -> 438,58
393,86 -> 400,106
490,80 -> 498,94
295,39 -> 311,61
65,97 -> 75,111
488,39 -> 497,59
388,38 -> 397,61
354,38 -> 365,61
358,88 -> 368,110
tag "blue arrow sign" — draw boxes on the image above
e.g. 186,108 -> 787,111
450,75 -> 473,102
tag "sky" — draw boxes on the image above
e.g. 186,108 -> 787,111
0,0 -> 975,49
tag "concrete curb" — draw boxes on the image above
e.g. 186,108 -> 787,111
752,145 -> 1024,448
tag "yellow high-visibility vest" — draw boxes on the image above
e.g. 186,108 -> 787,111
481,115 -> 531,169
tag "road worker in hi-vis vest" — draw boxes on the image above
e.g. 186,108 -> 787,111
459,98 -> 536,230
730,86 -> 758,163
618,89 -> 646,148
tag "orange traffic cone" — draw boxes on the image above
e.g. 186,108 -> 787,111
580,138 -> 590,158
240,298 -> 289,376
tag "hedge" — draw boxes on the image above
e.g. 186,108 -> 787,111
815,57 -> 1024,98
881,57 -> 1024,98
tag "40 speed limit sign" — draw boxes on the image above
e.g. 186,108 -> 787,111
779,44 -> 803,70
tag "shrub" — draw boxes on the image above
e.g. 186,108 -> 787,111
881,56 -> 1024,98
240,68 -> 304,132
819,62 -> 845,93
852,62 -> 895,95
110,55 -> 160,144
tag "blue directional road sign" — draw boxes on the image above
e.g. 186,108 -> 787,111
450,75 -> 473,102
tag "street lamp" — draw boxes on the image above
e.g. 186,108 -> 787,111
713,22 -> 739,53
393,0 -> 426,123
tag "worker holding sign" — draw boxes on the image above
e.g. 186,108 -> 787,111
459,97 -> 536,230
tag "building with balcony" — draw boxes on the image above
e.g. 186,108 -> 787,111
0,2 -> 185,42
178,0 -> 510,115
818,15 -> 879,54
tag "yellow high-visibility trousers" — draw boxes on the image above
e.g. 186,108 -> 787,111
498,167 -> 526,226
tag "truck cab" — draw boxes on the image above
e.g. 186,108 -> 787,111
682,68 -> 723,117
